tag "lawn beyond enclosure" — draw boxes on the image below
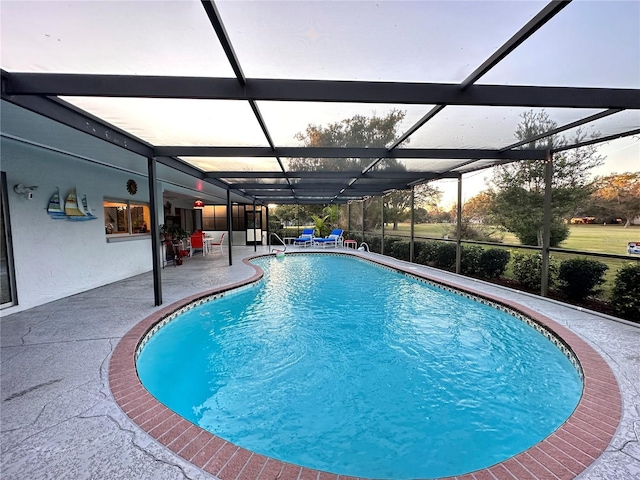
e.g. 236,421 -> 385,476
388,223 -> 640,256
278,223 -> 639,315
371,223 -> 639,304
280,224 -> 639,256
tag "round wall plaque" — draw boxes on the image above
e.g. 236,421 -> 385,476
126,179 -> 138,195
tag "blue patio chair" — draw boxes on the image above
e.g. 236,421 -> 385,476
314,229 -> 344,248
293,228 -> 315,247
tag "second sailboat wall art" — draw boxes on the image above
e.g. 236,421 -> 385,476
65,188 -> 97,221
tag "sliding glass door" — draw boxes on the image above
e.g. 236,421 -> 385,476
1,172 -> 17,308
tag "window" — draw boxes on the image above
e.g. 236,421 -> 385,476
202,205 -> 228,231
104,199 -> 151,236
201,204 -> 251,231
231,204 -> 246,231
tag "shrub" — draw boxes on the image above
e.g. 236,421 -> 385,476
434,243 -> 457,270
610,263 -> 640,322
460,245 -> 483,275
446,222 -> 505,243
382,236 -> 401,256
557,258 -> 608,300
477,248 -> 511,279
512,252 -> 558,291
411,240 -> 424,262
389,240 -> 411,261
415,240 -> 440,265
365,235 -> 382,253
517,220 -> 570,248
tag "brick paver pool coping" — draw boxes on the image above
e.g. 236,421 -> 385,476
109,253 -> 621,480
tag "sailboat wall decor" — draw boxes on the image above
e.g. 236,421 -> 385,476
65,188 -> 97,221
81,195 -> 97,221
47,188 -> 67,220
47,188 -> 98,221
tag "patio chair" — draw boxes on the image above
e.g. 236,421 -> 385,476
314,229 -> 344,248
293,228 -> 315,247
205,232 -> 225,255
189,231 -> 206,256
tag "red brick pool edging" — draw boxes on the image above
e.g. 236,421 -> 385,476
109,253 -> 621,480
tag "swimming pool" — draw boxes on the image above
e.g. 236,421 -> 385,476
136,253 -> 583,479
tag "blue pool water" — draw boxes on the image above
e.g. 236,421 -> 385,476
137,254 -> 582,479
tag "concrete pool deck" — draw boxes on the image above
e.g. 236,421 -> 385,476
1,246 -> 639,479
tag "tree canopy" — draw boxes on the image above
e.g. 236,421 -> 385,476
291,110 -> 442,230
290,110 -> 408,172
462,192 -> 492,223
488,110 -> 604,247
590,172 -> 640,227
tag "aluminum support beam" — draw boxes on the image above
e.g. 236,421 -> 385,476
410,186 -> 415,263
227,190 -> 233,266
461,1 -> 571,89
199,1 -> 293,196
1,93 -> 154,158
251,190 -> 395,198
552,128 -> 640,153
209,171 -> 459,180
7,73 -> 640,109
200,1 -> 246,84
456,174 -> 463,274
148,157 -> 162,306
265,205 -> 270,249
362,1 -> 571,175
231,182 -> 409,191
361,201 -> 365,243
253,201 -> 257,252
156,146 -> 547,160
381,196 -> 385,256
501,108 -> 624,151
541,152 -> 553,296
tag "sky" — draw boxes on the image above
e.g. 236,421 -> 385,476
1,0 -> 638,207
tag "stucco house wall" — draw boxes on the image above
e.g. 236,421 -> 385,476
2,136 -> 154,315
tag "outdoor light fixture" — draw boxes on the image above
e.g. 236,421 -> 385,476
193,199 -> 205,209
13,184 -> 38,200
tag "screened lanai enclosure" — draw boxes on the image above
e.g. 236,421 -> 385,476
1,0 -> 639,306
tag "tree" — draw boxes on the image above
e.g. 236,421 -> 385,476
383,184 -> 442,230
306,206 -> 341,237
293,110 -> 442,230
590,172 -> 640,227
311,214 -> 330,237
414,207 -> 430,223
322,205 -> 340,227
448,193 -> 504,242
462,192 -> 492,223
291,110 -> 408,172
272,204 -> 324,228
272,205 -> 297,226
488,110 -> 604,247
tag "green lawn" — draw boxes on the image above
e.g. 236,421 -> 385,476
283,223 -> 640,256
555,224 -> 640,255
278,222 -> 639,304
382,223 -> 640,256
360,223 -> 640,301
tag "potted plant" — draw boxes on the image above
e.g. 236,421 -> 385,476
173,226 -> 188,243
160,224 -> 188,263
159,224 -> 174,242
172,227 -> 189,265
